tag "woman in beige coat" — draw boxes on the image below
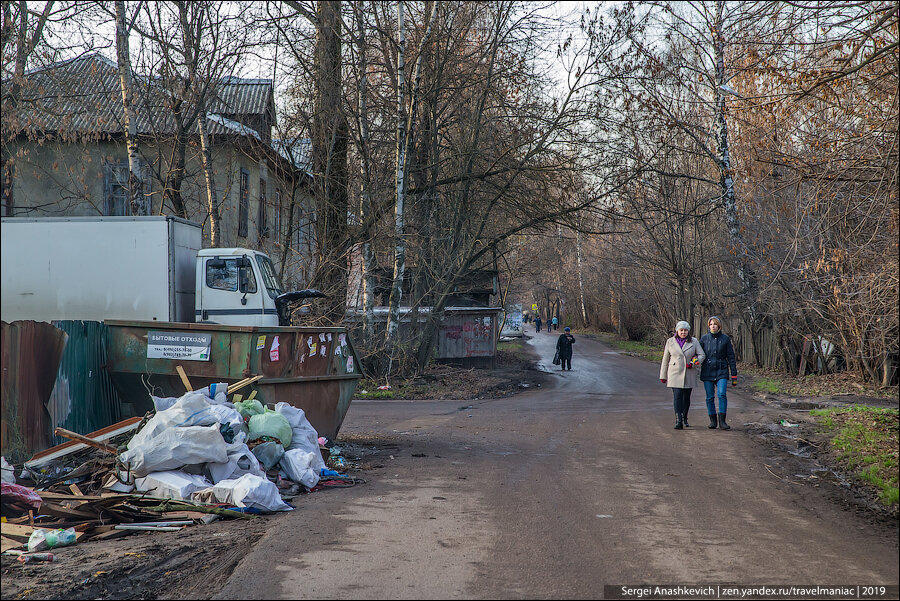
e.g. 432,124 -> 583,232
660,320 -> 706,429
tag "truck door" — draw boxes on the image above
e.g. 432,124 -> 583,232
198,256 -> 266,326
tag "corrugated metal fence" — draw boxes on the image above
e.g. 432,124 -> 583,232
48,321 -> 122,446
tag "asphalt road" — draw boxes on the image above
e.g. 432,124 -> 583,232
212,330 -> 899,600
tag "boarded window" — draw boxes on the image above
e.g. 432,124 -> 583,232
258,178 -> 269,239
238,169 -> 249,237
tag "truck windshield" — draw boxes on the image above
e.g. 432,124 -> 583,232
256,254 -> 284,300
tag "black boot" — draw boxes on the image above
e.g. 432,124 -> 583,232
718,413 -> 731,430
682,413 -> 690,428
708,414 -> 718,429
674,414 -> 683,430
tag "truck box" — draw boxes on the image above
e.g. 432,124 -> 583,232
1,216 -> 201,323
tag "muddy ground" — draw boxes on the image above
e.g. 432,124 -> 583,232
1,337 -> 895,599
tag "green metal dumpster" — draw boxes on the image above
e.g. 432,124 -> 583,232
103,320 -> 361,439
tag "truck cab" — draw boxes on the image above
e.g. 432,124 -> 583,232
195,248 -> 284,326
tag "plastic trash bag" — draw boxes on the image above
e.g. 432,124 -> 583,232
208,404 -> 244,439
129,392 -> 219,451
151,395 -> 178,412
28,527 -> 77,552
274,402 -> 325,474
248,411 -> 292,448
1,456 -> 15,483
119,424 -> 227,477
207,441 -> 265,484
250,441 -> 285,470
135,470 -> 213,500
279,449 -> 320,489
234,399 -> 265,420
203,473 -> 292,512
1,482 -> 42,509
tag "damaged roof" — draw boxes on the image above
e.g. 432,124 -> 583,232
3,53 -> 274,142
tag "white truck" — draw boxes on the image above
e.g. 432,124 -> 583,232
1,216 -> 318,326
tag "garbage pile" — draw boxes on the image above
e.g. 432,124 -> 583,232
1,374 -> 358,564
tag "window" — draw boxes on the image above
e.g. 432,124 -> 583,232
258,178 -> 269,239
274,189 -> 281,239
206,258 -> 257,293
104,159 -> 150,216
238,169 -> 249,237
256,254 -> 283,299
104,160 -> 129,216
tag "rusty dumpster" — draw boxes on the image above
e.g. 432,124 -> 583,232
103,320 -> 361,440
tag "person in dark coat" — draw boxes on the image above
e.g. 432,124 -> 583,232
535,316 -> 542,333
556,327 -> 576,370
699,316 -> 738,430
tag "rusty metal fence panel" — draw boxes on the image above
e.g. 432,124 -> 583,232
1,321 -> 68,464
437,308 -> 501,366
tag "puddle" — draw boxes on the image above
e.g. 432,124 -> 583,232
778,400 -> 824,410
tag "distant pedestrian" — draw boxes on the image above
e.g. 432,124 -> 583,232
660,320 -> 705,430
551,316 -> 559,331
699,316 -> 737,430
535,316 -> 542,333
556,327 -> 576,370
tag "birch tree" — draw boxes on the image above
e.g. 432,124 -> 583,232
113,0 -> 142,215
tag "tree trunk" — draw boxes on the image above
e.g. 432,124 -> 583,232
312,0 -> 349,323
385,0 -> 407,349
355,3 -> 376,342
114,0 -> 142,215
196,110 -> 221,246
386,1 -> 435,350
576,228 -> 588,327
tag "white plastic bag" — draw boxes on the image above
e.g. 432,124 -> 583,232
204,473 -> 292,512
208,404 -> 245,439
1,456 -> 15,483
119,425 -> 227,477
128,392 -> 219,451
151,395 -> 178,412
274,402 -> 325,474
279,449 -> 320,489
135,470 -> 213,500
206,441 -> 265,484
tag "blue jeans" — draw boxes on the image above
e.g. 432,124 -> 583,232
704,379 -> 728,415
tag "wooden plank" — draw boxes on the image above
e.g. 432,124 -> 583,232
90,529 -> 133,542
26,417 -> 143,468
228,375 -> 262,395
37,492 -> 127,502
69,484 -> 84,496
53,428 -> 119,455
1,536 -> 24,552
38,502 -> 99,521
1,523 -> 35,541
175,365 -> 193,392
246,390 -> 257,400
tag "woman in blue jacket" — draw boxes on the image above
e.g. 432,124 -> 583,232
699,316 -> 738,430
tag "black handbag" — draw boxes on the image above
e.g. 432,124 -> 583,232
553,350 -> 561,365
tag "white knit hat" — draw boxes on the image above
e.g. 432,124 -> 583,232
675,320 -> 691,331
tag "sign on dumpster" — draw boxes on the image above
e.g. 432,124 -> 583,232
147,331 -> 212,361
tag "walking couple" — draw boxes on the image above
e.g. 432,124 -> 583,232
660,316 -> 737,430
